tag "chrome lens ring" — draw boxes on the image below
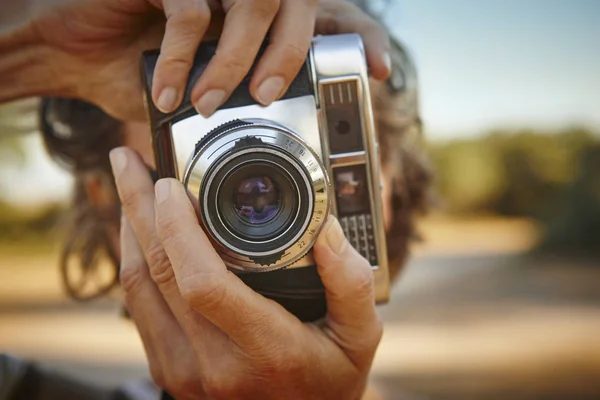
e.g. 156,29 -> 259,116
184,119 -> 330,272
204,147 -> 312,254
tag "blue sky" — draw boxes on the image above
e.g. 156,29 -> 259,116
386,0 -> 600,139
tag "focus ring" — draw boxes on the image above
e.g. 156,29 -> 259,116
185,119 -> 330,273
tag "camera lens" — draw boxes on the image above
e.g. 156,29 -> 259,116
214,158 -> 304,244
187,121 -> 330,271
233,176 -> 281,225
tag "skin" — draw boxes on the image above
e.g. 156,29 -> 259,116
79,116 -> 394,399
109,151 -> 388,400
113,110 -> 394,400
1,0 -> 391,120
108,9 -> 396,396
1,0 -> 397,396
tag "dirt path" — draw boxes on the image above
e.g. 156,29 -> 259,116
1,217 -> 599,399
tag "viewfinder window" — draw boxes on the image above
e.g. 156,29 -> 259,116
333,164 -> 371,217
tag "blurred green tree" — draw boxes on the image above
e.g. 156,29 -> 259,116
428,127 -> 600,257
537,143 -> 600,256
0,99 -> 37,167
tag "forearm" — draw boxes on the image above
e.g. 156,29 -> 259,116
0,2 -> 74,105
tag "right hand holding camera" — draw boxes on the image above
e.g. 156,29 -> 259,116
111,147 -> 383,399
19,0 -> 390,120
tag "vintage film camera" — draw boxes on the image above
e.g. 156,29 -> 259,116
141,34 -> 389,322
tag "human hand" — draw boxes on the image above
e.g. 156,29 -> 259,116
110,146 -> 383,399
26,0 -> 390,120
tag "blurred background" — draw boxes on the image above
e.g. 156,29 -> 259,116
1,0 -> 599,399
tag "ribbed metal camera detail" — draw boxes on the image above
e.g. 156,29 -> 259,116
321,80 -> 365,155
339,214 -> 378,266
313,47 -> 390,301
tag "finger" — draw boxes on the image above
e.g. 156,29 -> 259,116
109,147 -> 226,356
154,178 -> 299,349
249,0 -> 318,106
110,148 -> 178,296
190,0 -> 280,117
315,1 -> 391,80
312,216 -> 382,354
120,214 -> 197,386
150,0 -> 211,113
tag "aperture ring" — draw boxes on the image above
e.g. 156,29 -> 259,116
184,119 -> 330,272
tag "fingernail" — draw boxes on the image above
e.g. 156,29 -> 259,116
155,179 -> 171,204
156,87 -> 178,113
109,148 -> 127,177
383,52 -> 392,74
195,89 -> 227,117
256,76 -> 285,106
324,216 -> 347,256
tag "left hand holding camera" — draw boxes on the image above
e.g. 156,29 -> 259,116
111,147 -> 383,400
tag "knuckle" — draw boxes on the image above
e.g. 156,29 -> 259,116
353,261 -> 375,299
179,271 -> 227,312
146,241 -> 176,289
168,2 -> 211,24
217,55 -> 251,79
119,188 -> 143,213
267,344 -> 304,375
249,332 -> 306,377
119,262 -> 146,296
202,372 -> 236,399
160,54 -> 192,71
247,0 -> 280,20
182,5 -> 211,26
280,42 -> 309,69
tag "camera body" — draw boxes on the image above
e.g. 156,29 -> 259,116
142,34 -> 389,319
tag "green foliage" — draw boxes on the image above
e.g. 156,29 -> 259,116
428,128 -> 598,215
428,127 -> 600,256
536,143 -> 600,256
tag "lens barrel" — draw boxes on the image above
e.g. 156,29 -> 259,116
184,119 -> 329,272
205,149 -> 312,253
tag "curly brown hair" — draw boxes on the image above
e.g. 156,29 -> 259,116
40,98 -> 123,300
40,37 -> 432,301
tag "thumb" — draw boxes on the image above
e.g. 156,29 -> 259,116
313,216 -> 382,347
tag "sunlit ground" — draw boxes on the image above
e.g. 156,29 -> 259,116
1,216 -> 599,399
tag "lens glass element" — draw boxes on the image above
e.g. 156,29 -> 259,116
215,158 -> 304,243
233,176 -> 281,225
